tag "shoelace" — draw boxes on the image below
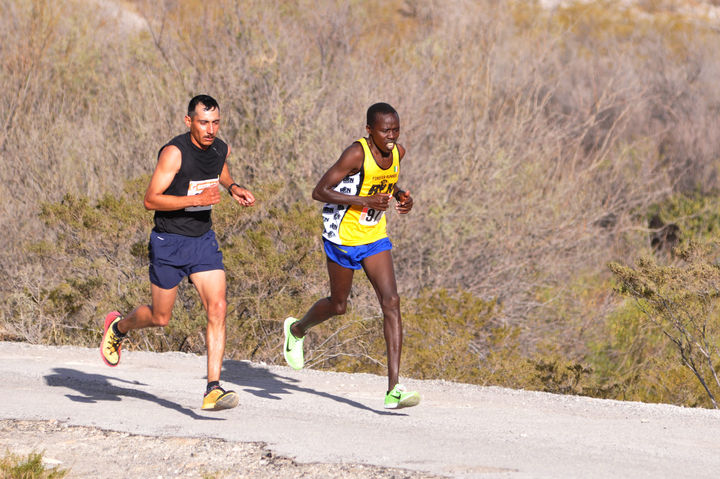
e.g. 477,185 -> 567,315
106,333 -> 122,354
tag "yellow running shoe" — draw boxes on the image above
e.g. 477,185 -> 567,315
202,385 -> 239,411
100,311 -> 124,367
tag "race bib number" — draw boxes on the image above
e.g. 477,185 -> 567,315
359,207 -> 384,226
185,177 -> 219,212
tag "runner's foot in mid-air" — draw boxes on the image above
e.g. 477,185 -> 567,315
283,317 -> 305,370
100,311 -> 125,367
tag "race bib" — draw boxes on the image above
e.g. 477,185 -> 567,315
185,177 -> 219,212
358,207 -> 384,226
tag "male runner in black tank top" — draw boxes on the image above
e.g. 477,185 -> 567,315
100,95 -> 255,411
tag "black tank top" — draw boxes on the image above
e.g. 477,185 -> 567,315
153,132 -> 227,236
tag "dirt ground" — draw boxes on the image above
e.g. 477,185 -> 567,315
1,419 -> 441,479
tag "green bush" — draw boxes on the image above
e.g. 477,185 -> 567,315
647,192 -> 720,240
610,240 -> 720,408
4,181 -> 327,360
0,450 -> 68,479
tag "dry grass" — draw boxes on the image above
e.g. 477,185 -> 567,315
3,0 -> 720,405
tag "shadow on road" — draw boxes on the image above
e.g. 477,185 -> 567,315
44,368 -> 222,421
221,360 -> 406,416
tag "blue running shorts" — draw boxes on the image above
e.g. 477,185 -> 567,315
148,229 -> 224,289
323,237 -> 393,270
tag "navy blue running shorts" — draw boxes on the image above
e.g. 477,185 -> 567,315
323,237 -> 392,270
148,229 -> 224,289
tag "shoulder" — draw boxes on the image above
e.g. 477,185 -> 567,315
396,143 -> 406,160
159,143 -> 182,158
341,141 -> 365,162
211,137 -> 229,159
336,141 -> 366,171
157,144 -> 182,168
169,132 -> 190,148
213,136 -> 228,151
158,133 -> 187,158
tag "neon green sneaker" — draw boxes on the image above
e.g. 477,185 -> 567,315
100,311 -> 124,367
384,384 -> 420,409
283,317 -> 304,370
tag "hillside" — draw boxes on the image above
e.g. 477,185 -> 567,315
3,0 -> 720,408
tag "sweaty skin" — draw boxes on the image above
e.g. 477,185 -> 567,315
114,100 -> 255,386
294,110 -> 414,392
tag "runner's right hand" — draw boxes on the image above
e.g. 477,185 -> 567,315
364,193 -> 392,211
196,185 -> 221,206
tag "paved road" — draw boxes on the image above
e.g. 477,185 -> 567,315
1,341 -> 719,478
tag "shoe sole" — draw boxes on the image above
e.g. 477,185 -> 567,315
384,393 -> 421,409
399,394 -> 421,408
202,391 -> 239,411
100,311 -> 122,367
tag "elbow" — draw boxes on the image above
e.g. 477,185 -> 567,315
311,188 -> 323,202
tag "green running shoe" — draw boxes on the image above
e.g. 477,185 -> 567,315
384,384 -> 420,409
283,317 -> 304,370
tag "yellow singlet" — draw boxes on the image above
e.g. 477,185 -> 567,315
322,138 -> 400,246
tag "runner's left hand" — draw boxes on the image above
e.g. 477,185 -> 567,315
231,186 -> 256,207
395,190 -> 413,214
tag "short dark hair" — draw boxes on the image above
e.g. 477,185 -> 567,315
188,95 -> 219,117
366,102 -> 398,127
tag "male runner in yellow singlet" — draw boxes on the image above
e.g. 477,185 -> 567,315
283,103 -> 419,409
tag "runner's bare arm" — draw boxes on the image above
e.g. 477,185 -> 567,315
391,144 -> 412,213
219,152 -> 255,207
312,143 -> 392,211
143,145 -> 220,211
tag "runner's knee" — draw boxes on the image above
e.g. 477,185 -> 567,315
329,297 -> 347,316
380,294 -> 400,314
206,298 -> 227,319
151,312 -> 171,327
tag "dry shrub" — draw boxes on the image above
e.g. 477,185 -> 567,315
610,241 -> 720,408
4,0 -> 720,405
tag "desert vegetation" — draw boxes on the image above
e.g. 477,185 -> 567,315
3,0 -> 720,407
0,449 -> 68,479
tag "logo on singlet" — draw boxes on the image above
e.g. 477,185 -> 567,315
367,180 -> 395,196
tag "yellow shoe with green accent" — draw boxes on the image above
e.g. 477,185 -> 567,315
384,384 -> 420,409
283,317 -> 304,370
202,385 -> 239,411
100,311 -> 124,367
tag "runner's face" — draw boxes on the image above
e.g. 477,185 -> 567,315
185,104 -> 220,149
367,113 -> 400,154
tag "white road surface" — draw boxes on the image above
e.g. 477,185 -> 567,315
1,341 -> 719,478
